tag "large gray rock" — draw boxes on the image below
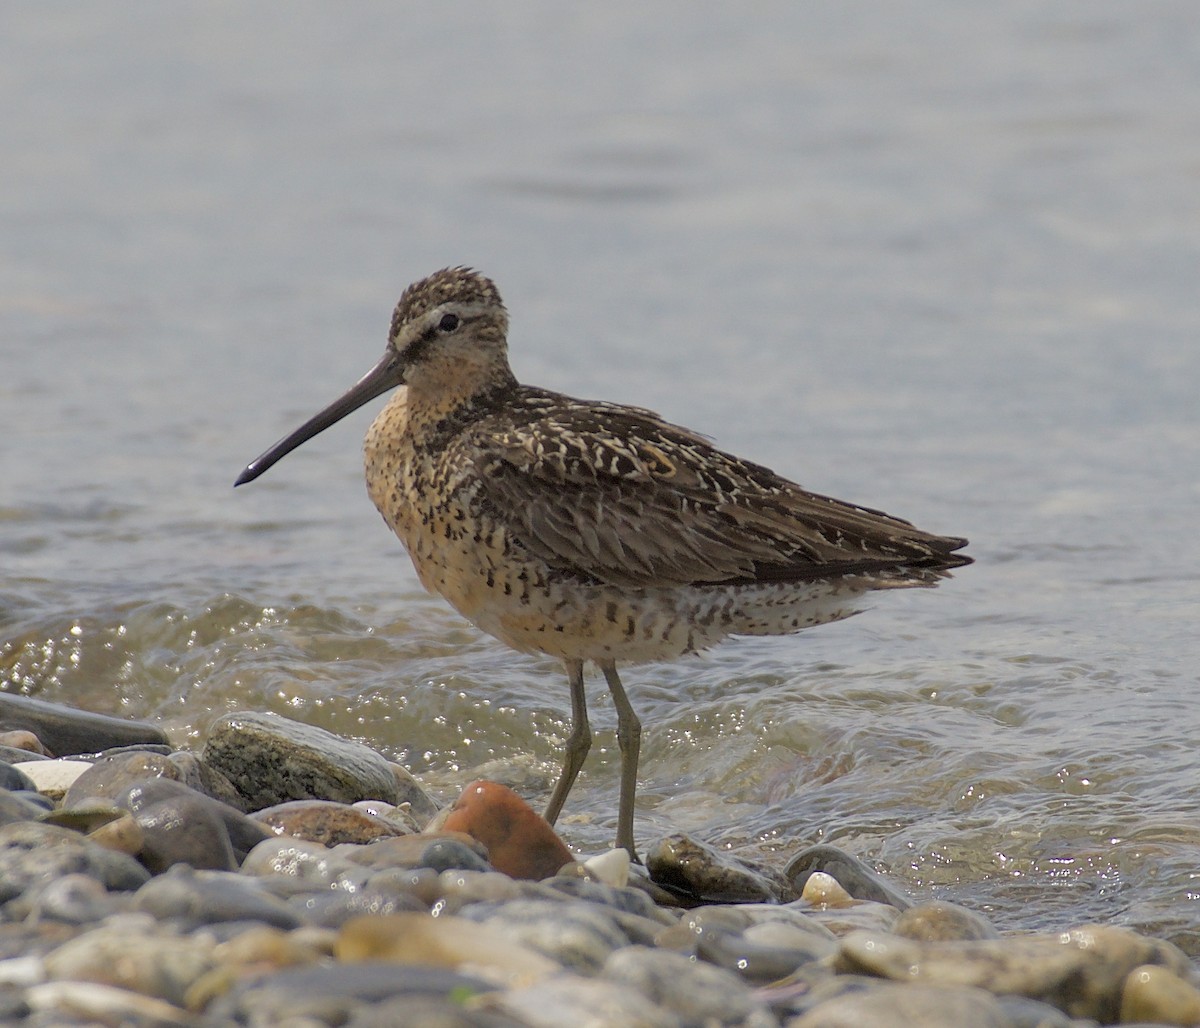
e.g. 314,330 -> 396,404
202,711 -> 401,810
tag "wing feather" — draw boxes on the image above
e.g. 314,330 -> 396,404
469,394 -> 969,589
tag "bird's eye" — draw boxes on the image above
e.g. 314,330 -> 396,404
438,313 -> 461,333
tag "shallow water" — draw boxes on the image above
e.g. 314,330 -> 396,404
4,3 -> 1199,949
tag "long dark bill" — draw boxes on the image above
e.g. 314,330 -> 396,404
234,349 -> 404,486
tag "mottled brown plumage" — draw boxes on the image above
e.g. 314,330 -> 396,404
237,266 -> 971,858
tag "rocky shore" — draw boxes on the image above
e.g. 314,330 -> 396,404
0,692 -> 1197,1027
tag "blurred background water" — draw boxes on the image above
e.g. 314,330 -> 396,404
3,3 -> 1198,948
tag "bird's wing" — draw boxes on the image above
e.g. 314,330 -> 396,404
469,396 -> 968,589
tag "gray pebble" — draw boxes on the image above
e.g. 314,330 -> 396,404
132,864 -> 303,930
460,898 -> 631,973
241,836 -> 361,886
207,961 -> 496,1024
0,693 -> 168,758
892,899 -> 1001,942
785,982 -> 1017,1027
204,710 -> 401,809
42,916 -> 214,1007
0,790 -> 51,827
603,945 -> 768,1024
0,822 -> 149,904
647,832 -> 794,903
118,778 -> 273,862
24,873 -> 130,925
0,761 -> 37,793
784,845 -> 912,910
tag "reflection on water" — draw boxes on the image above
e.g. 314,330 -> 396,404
4,1 -> 1200,952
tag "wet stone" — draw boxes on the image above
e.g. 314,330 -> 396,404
340,832 -> 492,873
62,749 -> 242,811
117,778 -> 273,866
0,790 -> 51,827
24,873 -> 130,925
386,762 -> 441,823
0,761 -> 37,793
459,898 -> 631,974
252,798 -> 410,847
0,693 -> 169,758
834,923 -> 1193,1023
787,981 -> 1018,1028
206,961 -> 497,1025
698,921 -> 837,982
603,944 -> 768,1024
43,916 -> 215,1007
132,864 -> 303,930
784,844 -> 913,910
204,710 -> 401,809
0,730 -> 51,756
1120,963 -> 1200,1026
0,821 -> 149,904
240,836 -> 360,886
287,882 -> 427,929
892,899 -> 1001,942
646,832 -> 794,904
417,836 -> 494,874
19,759 -> 93,802
439,780 -> 576,881
498,976 -> 674,1028
541,873 -> 673,924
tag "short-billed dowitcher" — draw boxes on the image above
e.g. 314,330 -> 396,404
236,267 -> 971,858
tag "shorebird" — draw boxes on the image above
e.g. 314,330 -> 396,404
236,267 -> 971,858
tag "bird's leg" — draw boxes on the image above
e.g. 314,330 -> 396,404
543,659 -> 591,826
599,659 -> 641,861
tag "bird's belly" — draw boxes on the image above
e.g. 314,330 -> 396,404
406,529 -> 868,663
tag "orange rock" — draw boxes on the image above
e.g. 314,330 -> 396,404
438,780 -> 575,881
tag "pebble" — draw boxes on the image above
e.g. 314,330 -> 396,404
203,710 -> 402,808
785,844 -> 914,910
62,748 -> 243,811
42,916 -> 215,1006
133,864 -> 304,930
460,898 -> 632,973
891,899 -> 1001,942
0,693 -> 169,757
117,778 -> 274,860
602,944 -> 769,1024
337,912 -> 559,985
0,790 -> 53,827
253,798 -> 410,846
0,730 -> 51,756
0,706 -> 1194,1028
835,923 -> 1192,1022
1119,963 -> 1200,1025
0,821 -> 150,904
439,780 -> 577,881
14,759 -> 91,800
645,832 -> 795,903
0,761 -> 38,793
